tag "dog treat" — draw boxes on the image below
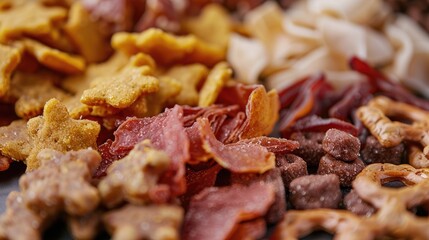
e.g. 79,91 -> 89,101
322,129 -> 360,161
317,154 -> 365,187
2,1 -> 429,239
104,204 -> 184,240
99,140 -> 171,207
289,174 -> 342,210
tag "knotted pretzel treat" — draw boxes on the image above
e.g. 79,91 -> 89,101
352,163 -> 429,239
357,96 -> 429,167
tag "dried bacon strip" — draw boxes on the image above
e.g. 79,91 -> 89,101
110,105 -> 189,195
287,115 -> 358,137
183,182 -> 274,240
349,56 -> 429,110
278,76 -> 308,109
238,136 -> 299,154
198,118 -> 275,173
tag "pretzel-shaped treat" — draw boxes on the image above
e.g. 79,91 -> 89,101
408,145 -> 429,169
353,163 -> 429,239
270,209 -> 381,240
357,96 -> 429,158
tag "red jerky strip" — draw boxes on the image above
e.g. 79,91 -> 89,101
287,115 -> 358,137
110,105 -> 189,195
94,140 -> 122,178
216,112 -> 246,144
183,182 -> 275,240
349,56 -> 429,110
278,77 -> 309,109
186,121 -> 212,164
238,137 -> 299,154
329,82 -> 374,121
198,118 -> 275,173
180,164 -> 222,209
279,74 -> 326,133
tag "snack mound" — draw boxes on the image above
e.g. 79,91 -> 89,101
1,1 -> 429,240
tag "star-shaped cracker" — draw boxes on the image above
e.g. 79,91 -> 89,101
0,120 -> 31,161
112,28 -> 225,66
183,4 -> 232,48
8,71 -> 71,119
0,44 -> 20,97
16,39 -> 85,74
0,2 -> 67,42
164,64 -> 208,106
81,53 -> 159,109
198,62 -> 232,107
26,98 -> 100,170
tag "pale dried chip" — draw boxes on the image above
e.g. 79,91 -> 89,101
240,86 -> 279,139
16,39 -> 85,74
98,140 -> 171,207
26,99 -> 100,170
183,4 -> 232,48
198,62 -> 231,107
64,2 -> 111,63
8,71 -> 71,119
81,53 -> 159,109
165,64 -> 208,106
0,44 -> 20,96
112,28 -> 225,66
0,120 -> 31,161
0,2 -> 67,42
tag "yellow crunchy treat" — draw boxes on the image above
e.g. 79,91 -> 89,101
0,120 -> 31,161
81,54 -> 159,109
240,86 -> 279,139
183,4 -> 232,48
7,71 -> 70,119
26,99 -> 100,171
112,28 -> 225,66
164,64 -> 208,106
0,44 -> 21,97
198,62 -> 231,107
139,76 -> 182,117
16,39 -> 85,74
0,2 -> 67,42
64,2 -> 111,63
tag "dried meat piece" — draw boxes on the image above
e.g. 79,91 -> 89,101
64,2 -> 111,63
323,128 -> 360,162
104,204 -> 184,240
20,148 -> 101,216
15,39 -> 85,74
238,137 -> 299,154
26,99 -> 100,170
0,44 -> 20,97
317,154 -> 365,187
290,132 -> 325,168
98,140 -> 171,207
198,118 -> 275,173
0,2 -> 67,41
110,105 -> 189,195
112,28 -> 225,66
228,219 -> 266,240
198,62 -> 231,107
231,168 -> 286,223
361,135 -> 405,165
183,182 -> 274,240
0,120 -> 31,161
276,154 -> 308,188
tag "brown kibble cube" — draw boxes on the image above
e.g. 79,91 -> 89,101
361,136 -> 404,165
317,154 -> 365,187
323,128 -> 360,161
289,174 -> 341,210
275,154 -> 308,188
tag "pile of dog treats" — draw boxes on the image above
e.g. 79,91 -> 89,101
1,0 -> 429,239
